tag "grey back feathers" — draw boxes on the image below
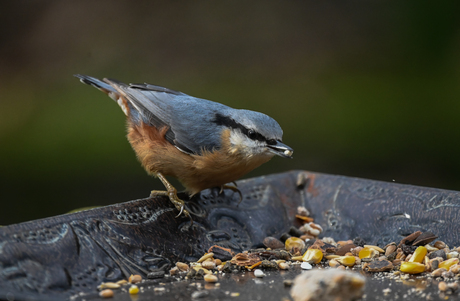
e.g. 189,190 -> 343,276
75,75 -> 284,156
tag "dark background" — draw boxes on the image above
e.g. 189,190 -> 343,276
1,1 -> 459,225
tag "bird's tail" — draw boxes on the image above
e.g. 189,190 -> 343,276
74,74 -> 117,94
74,74 -> 131,117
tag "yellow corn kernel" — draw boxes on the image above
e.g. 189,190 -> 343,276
439,258 -> 459,270
285,237 -> 305,252
302,248 -> 323,264
129,285 -> 139,295
400,262 -> 425,274
291,256 -> 303,261
409,246 -> 427,263
358,247 -> 373,259
336,256 -> 356,267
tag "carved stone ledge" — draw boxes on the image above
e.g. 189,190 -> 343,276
1,170 -> 460,300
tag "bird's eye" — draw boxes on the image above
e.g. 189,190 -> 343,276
267,139 -> 277,145
248,129 -> 257,139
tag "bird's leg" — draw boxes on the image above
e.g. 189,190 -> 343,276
219,183 -> 243,206
150,172 -> 192,221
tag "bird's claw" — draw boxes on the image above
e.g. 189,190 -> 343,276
220,184 -> 243,206
150,188 -> 193,224
175,204 -> 184,218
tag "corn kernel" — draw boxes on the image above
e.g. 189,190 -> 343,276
336,256 -> 356,267
129,285 -> 139,295
409,246 -> 427,263
285,237 -> 305,252
358,247 -> 373,259
400,262 -> 425,274
302,248 -> 323,264
439,258 -> 459,270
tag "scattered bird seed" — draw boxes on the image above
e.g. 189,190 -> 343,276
99,289 -> 114,298
128,274 -> 142,284
254,269 -> 265,277
129,285 -> 139,295
97,282 -> 120,290
176,262 -> 190,272
300,262 -> 312,270
438,281 -> 447,292
201,260 -> 216,270
204,274 -> 218,283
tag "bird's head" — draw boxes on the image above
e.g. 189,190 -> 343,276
213,110 -> 293,159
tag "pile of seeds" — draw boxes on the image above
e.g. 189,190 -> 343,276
171,206 -> 460,297
96,206 -> 460,299
97,274 -> 143,298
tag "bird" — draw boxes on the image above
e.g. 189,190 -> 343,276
75,75 -> 293,220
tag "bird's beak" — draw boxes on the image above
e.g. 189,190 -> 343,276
267,141 -> 294,158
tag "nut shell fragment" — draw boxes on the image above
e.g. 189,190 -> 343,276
398,231 -> 422,248
336,244 -> 357,256
412,232 -> 437,246
364,260 -> 393,272
231,253 -> 261,266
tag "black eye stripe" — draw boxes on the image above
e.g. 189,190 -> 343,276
213,113 -> 270,143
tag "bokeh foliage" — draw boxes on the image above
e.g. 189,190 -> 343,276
1,1 -> 459,224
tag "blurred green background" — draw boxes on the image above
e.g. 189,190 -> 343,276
1,1 -> 459,225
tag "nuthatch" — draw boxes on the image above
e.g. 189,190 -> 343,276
75,75 -> 293,220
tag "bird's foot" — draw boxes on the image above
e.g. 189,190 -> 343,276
150,189 -> 193,222
151,172 -> 193,224
219,183 -> 243,206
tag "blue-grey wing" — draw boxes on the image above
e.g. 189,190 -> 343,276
108,80 -> 226,155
